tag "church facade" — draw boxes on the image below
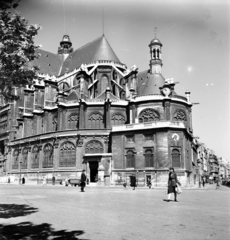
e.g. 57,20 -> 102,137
0,34 -> 196,186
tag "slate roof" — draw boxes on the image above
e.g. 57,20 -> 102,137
137,70 -> 165,96
28,49 -> 64,76
28,35 -> 120,77
60,35 -> 120,76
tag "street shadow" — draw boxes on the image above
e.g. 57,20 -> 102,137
0,204 -> 38,219
0,222 -> 89,240
163,199 -> 174,202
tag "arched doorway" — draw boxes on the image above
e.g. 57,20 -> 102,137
84,140 -> 103,183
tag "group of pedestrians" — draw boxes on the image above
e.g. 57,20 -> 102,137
122,167 -> 182,202
123,174 -> 137,190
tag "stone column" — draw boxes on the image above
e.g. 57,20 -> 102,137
79,101 -> 85,129
129,104 -> 136,124
164,101 -> 171,121
105,88 -> 111,129
188,107 -> 193,133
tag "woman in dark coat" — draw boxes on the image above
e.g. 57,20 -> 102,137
80,170 -> 87,192
167,167 -> 181,202
130,174 -> 137,190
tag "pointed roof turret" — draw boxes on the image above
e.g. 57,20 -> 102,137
60,35 -> 120,75
58,35 -> 73,54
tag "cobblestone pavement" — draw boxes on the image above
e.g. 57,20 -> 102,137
0,183 -> 229,240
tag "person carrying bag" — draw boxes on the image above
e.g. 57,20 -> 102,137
166,167 -> 181,202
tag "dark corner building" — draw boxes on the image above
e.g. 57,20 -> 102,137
0,34 -> 197,186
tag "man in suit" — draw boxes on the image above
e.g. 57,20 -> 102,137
80,170 -> 87,192
130,174 -> 137,190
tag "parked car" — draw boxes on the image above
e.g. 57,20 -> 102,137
68,178 -> 81,187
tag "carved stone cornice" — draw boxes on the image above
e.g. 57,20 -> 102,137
104,136 -> 109,144
77,137 -> 84,147
54,140 -> 59,148
129,104 -> 136,110
164,101 -> 171,108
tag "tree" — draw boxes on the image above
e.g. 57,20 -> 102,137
0,0 -> 40,100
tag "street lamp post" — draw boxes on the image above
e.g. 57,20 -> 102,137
155,170 -> 157,187
19,160 -> 22,184
143,170 -> 146,186
37,171 -> 39,185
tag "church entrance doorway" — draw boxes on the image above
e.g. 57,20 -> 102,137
89,161 -> 99,182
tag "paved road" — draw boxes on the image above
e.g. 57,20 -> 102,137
0,183 -> 230,240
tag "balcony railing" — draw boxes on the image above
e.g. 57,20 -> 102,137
112,120 -> 185,132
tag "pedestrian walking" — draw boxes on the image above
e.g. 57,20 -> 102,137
166,167 -> 181,202
147,178 -> 152,189
52,176 -> 55,185
216,175 -> 220,190
42,176 -> 47,187
151,178 -> 155,189
202,176 -> 206,188
65,178 -> 69,186
80,170 -> 87,192
22,177 -> 25,185
130,174 -> 137,190
123,176 -> 130,189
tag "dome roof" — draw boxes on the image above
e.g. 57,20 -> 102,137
137,70 -> 165,96
149,38 -> 163,47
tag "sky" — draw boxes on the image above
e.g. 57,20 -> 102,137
15,0 -> 229,160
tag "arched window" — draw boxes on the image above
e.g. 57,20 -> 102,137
60,141 -> 76,167
173,110 -> 187,122
94,81 -> 98,97
153,49 -> 156,59
172,149 -> 181,168
120,91 -> 125,100
144,149 -> 154,167
112,83 -> 116,96
85,140 -> 103,154
101,75 -> 109,93
31,145 -> 39,169
126,150 -> 135,168
21,147 -> 28,169
53,114 -> 58,131
139,108 -> 160,123
68,113 -> 79,129
111,113 -> 125,126
157,49 -> 160,59
12,149 -> 19,169
43,143 -> 53,168
113,71 -> 117,80
88,112 -> 103,129
59,82 -> 70,92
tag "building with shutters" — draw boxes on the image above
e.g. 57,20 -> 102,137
0,34 -> 196,186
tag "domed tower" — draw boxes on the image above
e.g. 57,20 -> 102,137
137,36 -> 165,96
149,37 -> 163,74
58,35 -> 73,55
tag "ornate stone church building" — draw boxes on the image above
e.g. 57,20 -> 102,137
0,34 -> 196,186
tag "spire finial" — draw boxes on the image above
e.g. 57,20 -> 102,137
102,7 -> 104,35
154,27 -> 157,38
62,0 -> 67,34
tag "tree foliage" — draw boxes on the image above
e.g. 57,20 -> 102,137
0,0 -> 40,100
